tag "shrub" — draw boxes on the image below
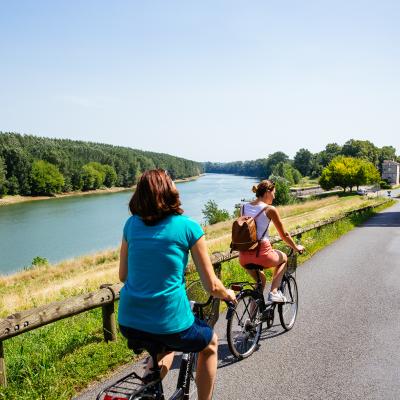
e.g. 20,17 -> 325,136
24,256 -> 49,270
202,200 -> 231,225
380,179 -> 392,189
269,175 -> 296,205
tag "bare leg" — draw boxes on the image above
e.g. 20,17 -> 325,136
196,333 -> 218,400
244,269 -> 267,291
270,250 -> 287,292
144,351 -> 175,379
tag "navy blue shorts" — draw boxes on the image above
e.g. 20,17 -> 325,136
119,317 -> 213,353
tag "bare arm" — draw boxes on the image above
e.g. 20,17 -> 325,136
190,236 -> 236,302
267,207 -> 304,252
119,239 -> 128,282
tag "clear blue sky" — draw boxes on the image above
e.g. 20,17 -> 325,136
1,1 -> 399,162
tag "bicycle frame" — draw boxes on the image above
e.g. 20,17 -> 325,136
97,296 -> 217,400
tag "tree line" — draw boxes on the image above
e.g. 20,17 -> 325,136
204,140 -> 397,179
204,139 -> 397,192
0,132 -> 203,197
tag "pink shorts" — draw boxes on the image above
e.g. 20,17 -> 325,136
239,240 -> 281,269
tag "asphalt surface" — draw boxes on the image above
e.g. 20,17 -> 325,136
76,199 -> 400,400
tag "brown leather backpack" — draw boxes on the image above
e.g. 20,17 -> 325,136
230,205 -> 269,254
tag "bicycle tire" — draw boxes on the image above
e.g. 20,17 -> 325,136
265,306 -> 275,329
184,352 -> 198,400
226,292 -> 262,359
278,274 -> 298,331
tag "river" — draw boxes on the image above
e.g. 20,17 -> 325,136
0,173 -> 258,274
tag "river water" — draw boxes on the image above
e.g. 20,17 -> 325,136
0,174 -> 257,274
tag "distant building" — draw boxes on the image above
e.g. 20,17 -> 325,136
382,160 -> 400,185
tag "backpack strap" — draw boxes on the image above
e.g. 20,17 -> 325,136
256,206 -> 270,257
259,205 -> 271,239
254,205 -> 268,219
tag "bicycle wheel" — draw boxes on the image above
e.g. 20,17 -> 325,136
278,275 -> 298,331
184,352 -> 198,400
226,292 -> 262,359
264,306 -> 275,329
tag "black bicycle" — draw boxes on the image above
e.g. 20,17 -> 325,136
226,247 -> 300,360
97,281 -> 220,400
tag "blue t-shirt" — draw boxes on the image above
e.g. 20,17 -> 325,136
118,214 -> 204,334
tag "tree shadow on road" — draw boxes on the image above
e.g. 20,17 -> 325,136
357,211 -> 400,228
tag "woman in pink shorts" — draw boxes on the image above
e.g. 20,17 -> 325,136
239,180 -> 304,303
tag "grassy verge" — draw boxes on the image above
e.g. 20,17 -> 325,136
0,198 -> 395,399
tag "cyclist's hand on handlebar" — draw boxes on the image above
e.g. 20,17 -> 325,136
224,288 -> 237,305
295,245 -> 305,254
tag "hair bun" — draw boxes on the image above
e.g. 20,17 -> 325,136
252,185 -> 258,193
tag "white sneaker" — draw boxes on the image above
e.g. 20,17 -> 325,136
268,290 -> 287,303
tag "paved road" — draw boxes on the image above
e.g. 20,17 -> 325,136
76,200 -> 400,400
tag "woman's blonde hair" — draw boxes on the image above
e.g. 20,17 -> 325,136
252,179 -> 275,198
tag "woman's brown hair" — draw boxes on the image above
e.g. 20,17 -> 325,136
252,179 -> 275,198
129,169 -> 183,225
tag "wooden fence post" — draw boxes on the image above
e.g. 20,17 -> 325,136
100,284 -> 117,342
0,341 -> 6,387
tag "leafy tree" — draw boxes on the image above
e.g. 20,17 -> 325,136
30,160 -> 65,195
271,162 -> 302,185
70,169 -> 83,191
81,164 -> 103,190
293,148 -> 312,176
6,176 -> 20,194
265,152 -> 289,177
319,156 -> 380,192
269,175 -> 295,205
341,139 -> 379,166
0,156 -> 7,197
103,165 -> 118,187
356,159 -> 380,188
321,143 -> 342,166
202,200 -> 231,225
292,168 -> 302,184
378,146 -> 397,171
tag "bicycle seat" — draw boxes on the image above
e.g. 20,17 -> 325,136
244,263 -> 264,271
127,338 -> 166,356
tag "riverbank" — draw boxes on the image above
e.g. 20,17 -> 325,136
0,175 -> 200,207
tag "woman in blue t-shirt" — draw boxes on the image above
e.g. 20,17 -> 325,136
118,169 -> 236,400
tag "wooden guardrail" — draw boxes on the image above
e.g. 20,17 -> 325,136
0,201 -> 388,386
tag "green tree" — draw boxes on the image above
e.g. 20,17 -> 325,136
30,160 -> 65,195
103,165 -> 118,187
269,175 -> 295,205
272,162 -> 292,185
319,156 -> 380,192
341,139 -> 379,166
202,200 -> 231,225
271,162 -> 302,185
378,146 -> 397,171
264,152 -> 289,177
0,156 -> 7,197
81,164 -> 103,190
293,148 -> 312,176
321,143 -> 342,166
6,176 -> 19,194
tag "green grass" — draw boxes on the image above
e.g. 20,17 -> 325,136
0,199 -> 395,399
0,310 -> 134,400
